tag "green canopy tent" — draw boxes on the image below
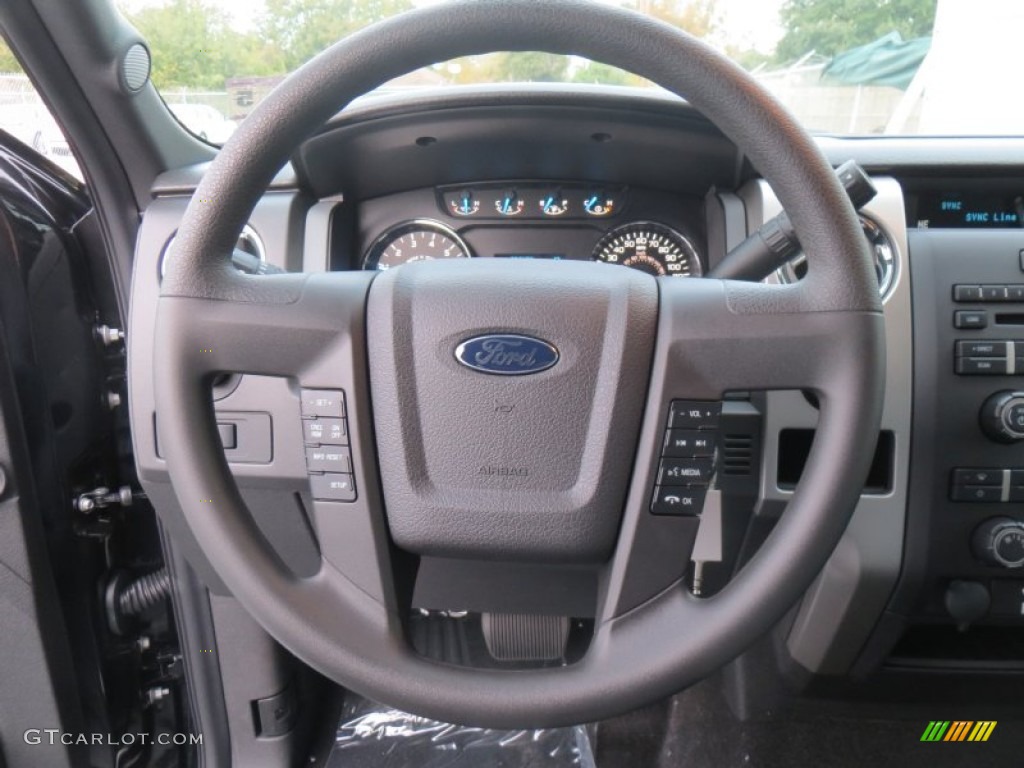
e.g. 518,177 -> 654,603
822,31 -> 931,90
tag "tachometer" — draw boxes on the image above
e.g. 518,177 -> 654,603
363,220 -> 471,270
592,221 -> 701,277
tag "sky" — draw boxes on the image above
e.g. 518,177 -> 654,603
118,0 -> 786,53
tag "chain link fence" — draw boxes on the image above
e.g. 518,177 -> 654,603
0,73 -> 51,145
0,72 -> 81,177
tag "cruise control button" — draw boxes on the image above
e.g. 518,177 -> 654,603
663,430 -> 716,457
300,389 -> 345,418
303,417 -> 348,445
659,458 -> 714,486
952,468 -> 1003,486
668,401 -> 721,430
305,446 -> 352,474
949,485 -> 1002,502
310,473 -> 356,502
955,340 -> 1008,358
650,486 -> 706,516
956,357 -> 1007,375
953,311 -> 987,329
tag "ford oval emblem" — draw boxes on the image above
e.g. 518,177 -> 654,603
454,334 -> 559,376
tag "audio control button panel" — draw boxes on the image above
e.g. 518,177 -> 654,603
650,400 -> 720,516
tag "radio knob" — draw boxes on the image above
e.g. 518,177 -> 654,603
980,390 -> 1024,443
972,517 -> 1024,569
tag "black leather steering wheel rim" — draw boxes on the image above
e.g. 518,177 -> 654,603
152,0 -> 885,728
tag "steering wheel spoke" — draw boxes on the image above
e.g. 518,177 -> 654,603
156,271 -> 374,379
658,278 -> 880,396
595,276 -> 885,620
153,267 -> 414,625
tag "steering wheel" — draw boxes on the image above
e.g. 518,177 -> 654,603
153,0 -> 884,728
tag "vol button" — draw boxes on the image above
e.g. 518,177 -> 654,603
668,401 -> 721,430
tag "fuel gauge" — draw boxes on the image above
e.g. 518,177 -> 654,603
539,190 -> 569,217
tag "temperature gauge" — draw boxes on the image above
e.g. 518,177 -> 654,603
495,190 -> 525,216
539,191 -> 569,217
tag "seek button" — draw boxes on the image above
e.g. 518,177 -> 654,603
663,429 -> 716,457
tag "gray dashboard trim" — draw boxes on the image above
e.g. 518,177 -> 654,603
740,177 -> 913,675
152,161 -> 299,195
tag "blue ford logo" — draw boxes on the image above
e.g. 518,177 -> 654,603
454,334 -> 559,376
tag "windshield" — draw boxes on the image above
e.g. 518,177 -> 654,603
112,0 -> 1018,141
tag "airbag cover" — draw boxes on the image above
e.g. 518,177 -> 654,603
367,259 -> 657,562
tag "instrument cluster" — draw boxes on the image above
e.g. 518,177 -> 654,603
358,182 -> 705,278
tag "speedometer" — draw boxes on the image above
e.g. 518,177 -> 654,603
363,220 -> 471,270
592,221 -> 702,277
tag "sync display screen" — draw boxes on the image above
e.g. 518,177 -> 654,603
916,192 -> 1023,229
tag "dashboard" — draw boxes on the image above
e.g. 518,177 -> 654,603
131,85 -> 1024,708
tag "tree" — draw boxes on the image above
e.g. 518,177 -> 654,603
775,0 -> 936,63
572,61 -> 634,86
124,0 -> 235,89
261,0 -> 414,71
636,0 -> 719,40
483,52 -> 569,83
0,39 -> 22,73
221,29 -> 287,81
437,52 -> 570,85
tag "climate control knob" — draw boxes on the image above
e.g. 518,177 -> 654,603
980,390 -> 1024,443
972,517 -> 1024,568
